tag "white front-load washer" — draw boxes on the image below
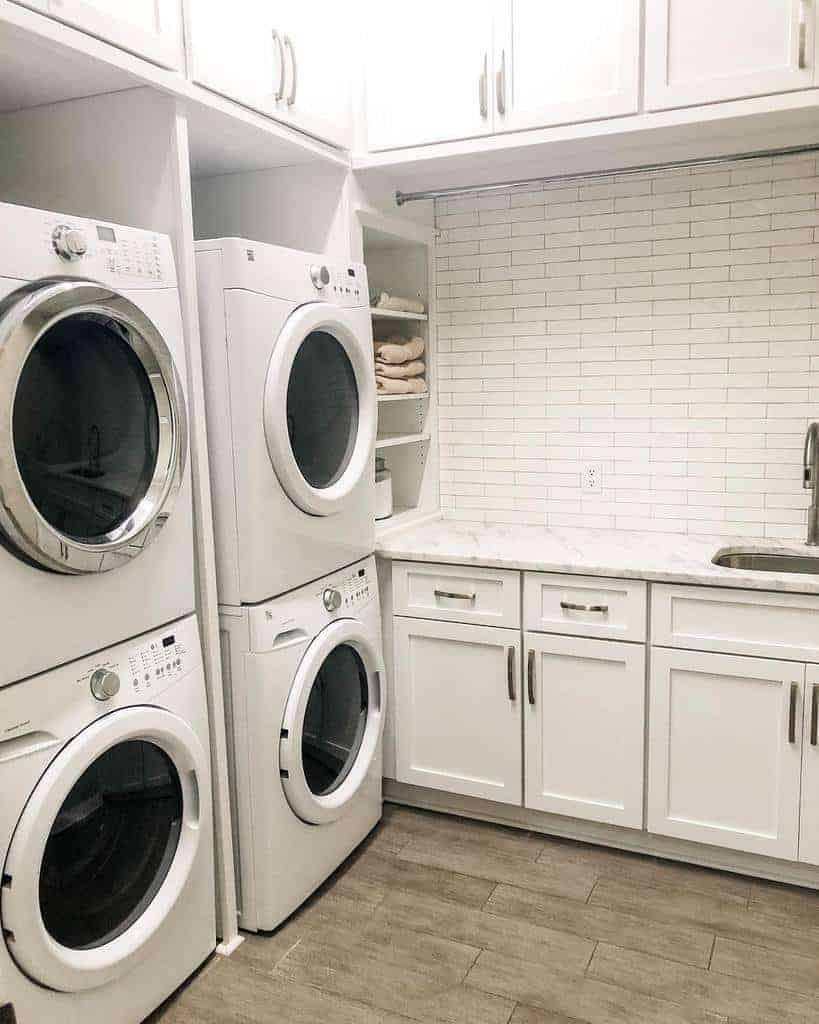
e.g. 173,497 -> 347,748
219,555 -> 384,932
0,201 -> 194,688
0,613 -> 215,1024
195,238 -> 376,605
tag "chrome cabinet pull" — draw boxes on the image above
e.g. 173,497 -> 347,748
527,650 -> 535,706
434,588 -> 475,602
799,0 -> 809,69
285,34 -> 296,106
272,30 -> 286,101
479,52 -> 488,118
811,683 -> 818,746
560,601 -> 609,614
507,646 -> 516,702
496,48 -> 507,115
789,683 -> 799,744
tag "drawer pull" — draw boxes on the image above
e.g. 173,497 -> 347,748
527,650 -> 536,706
789,683 -> 799,744
507,646 -> 516,702
560,601 -> 609,614
811,684 -> 818,747
434,589 -> 476,602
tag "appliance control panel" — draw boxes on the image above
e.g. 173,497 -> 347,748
331,563 -> 374,613
312,260 -> 367,308
0,200 -> 176,287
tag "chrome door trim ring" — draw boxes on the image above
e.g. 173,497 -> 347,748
0,278 -> 187,574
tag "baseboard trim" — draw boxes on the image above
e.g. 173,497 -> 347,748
384,779 -> 819,890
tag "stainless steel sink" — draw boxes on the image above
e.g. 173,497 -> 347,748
713,548 -> 819,574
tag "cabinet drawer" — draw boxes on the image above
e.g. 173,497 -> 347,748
652,585 -> 819,662
392,561 -> 520,628
524,573 -> 646,642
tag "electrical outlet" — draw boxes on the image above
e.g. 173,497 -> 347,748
581,463 -> 603,494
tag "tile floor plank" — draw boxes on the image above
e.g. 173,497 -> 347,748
383,805 -> 547,861
710,936 -> 819,997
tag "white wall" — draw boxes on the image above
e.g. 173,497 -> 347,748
435,152 -> 819,540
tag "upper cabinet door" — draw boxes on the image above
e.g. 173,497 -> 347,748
188,0 -> 350,149
11,0 -> 183,69
645,0 -> 817,111
364,0 -> 494,151
494,0 -> 640,133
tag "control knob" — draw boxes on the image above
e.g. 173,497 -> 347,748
90,668 -> 121,702
52,225 -> 88,261
309,264 -> 330,289
323,587 -> 342,612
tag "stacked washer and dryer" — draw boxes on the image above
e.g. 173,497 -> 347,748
0,203 -> 216,1023
195,238 -> 385,932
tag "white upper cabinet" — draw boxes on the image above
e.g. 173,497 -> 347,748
10,0 -> 183,69
648,648 -> 804,860
800,663 -> 819,866
494,0 -> 640,133
188,0 -> 351,149
364,0 -> 494,151
645,0 -> 817,111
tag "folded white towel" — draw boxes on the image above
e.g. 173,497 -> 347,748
376,375 -> 428,395
371,291 -> 426,315
373,336 -> 425,364
375,359 -> 425,379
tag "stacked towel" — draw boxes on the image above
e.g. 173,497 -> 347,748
374,334 -> 427,394
371,291 -> 426,315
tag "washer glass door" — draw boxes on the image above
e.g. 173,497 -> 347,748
0,279 -> 187,573
264,303 -> 376,517
280,620 -> 383,824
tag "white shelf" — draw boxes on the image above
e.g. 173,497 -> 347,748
370,307 -> 428,322
377,392 -> 429,404
375,431 -> 431,450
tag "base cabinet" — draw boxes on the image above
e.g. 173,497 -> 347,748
800,664 -> 819,866
394,617 -> 522,805
524,633 -> 645,829
648,647 -> 804,860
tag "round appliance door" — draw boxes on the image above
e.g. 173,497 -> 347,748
280,619 -> 383,825
1,707 -> 206,993
263,303 -> 376,517
0,278 -> 187,574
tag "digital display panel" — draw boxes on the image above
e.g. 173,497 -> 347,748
162,635 -> 175,648
96,225 -> 116,242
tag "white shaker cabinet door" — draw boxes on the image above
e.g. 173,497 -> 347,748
524,633 -> 645,828
494,0 -> 640,133
393,617 -> 522,804
645,0 -> 817,111
799,664 -> 819,866
364,0 -> 494,151
10,0 -> 183,69
648,648 -> 804,860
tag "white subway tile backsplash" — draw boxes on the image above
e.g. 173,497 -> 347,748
433,157 -> 819,536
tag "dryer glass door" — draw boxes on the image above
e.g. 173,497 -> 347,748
0,279 -> 187,574
280,619 -> 383,824
264,303 -> 376,517
1,707 -> 206,993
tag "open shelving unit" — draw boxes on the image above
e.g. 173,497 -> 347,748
358,210 -> 438,538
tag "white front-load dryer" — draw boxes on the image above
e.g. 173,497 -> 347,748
219,556 -> 384,932
0,202 -> 194,688
0,614 -> 215,1024
195,238 -> 376,605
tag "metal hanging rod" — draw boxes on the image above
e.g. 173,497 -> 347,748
394,143 -> 819,206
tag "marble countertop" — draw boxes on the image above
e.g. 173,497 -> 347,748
376,517 -> 819,595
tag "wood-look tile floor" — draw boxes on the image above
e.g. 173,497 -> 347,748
149,804 -> 819,1024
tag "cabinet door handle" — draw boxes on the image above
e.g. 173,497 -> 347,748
434,589 -> 475,602
479,52 -> 488,118
560,601 -> 609,614
496,48 -> 507,115
789,682 -> 799,744
272,30 -> 286,101
527,650 -> 535,706
507,646 -> 516,702
811,683 -> 818,746
284,34 -> 297,106
799,0 -> 809,69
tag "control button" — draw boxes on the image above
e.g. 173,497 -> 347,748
52,225 -> 88,261
90,668 -> 121,702
323,587 -> 342,612
309,264 -> 330,289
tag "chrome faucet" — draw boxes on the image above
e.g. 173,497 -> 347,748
803,422 -> 819,545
